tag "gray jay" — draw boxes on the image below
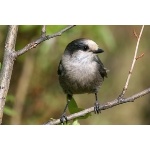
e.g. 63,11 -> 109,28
58,38 -> 107,123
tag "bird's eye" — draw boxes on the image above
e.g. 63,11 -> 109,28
83,45 -> 88,51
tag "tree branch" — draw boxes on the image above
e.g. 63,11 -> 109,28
15,25 -> 76,57
41,25 -> 46,37
45,87 -> 150,125
118,25 -> 144,98
0,25 -> 18,124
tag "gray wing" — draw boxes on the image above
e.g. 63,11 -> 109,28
57,60 -> 64,76
94,56 -> 108,79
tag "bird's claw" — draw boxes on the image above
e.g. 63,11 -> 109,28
94,101 -> 101,114
60,114 -> 68,124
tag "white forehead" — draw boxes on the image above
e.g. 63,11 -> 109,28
84,39 -> 99,50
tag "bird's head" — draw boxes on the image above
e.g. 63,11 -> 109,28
65,38 -> 104,55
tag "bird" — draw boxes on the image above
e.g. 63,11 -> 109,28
57,38 -> 108,123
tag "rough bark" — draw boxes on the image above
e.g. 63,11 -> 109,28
0,26 -> 18,124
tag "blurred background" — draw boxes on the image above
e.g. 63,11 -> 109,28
0,25 -> 150,125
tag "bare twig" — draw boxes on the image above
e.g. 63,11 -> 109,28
118,25 -> 144,98
136,53 -> 144,60
15,25 -> 76,56
41,25 -> 46,37
45,87 -> 150,125
0,25 -> 18,124
133,29 -> 139,39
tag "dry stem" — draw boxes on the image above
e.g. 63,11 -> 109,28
118,25 -> 144,98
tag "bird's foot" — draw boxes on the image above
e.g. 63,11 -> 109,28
94,101 -> 101,114
60,114 -> 68,124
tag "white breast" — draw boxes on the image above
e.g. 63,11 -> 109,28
60,51 -> 102,94
63,51 -> 97,81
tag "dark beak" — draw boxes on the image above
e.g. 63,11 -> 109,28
93,48 -> 104,54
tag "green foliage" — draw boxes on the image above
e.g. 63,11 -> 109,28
4,106 -> 16,116
6,94 -> 15,102
68,96 -> 81,114
19,25 -> 37,32
72,119 -> 80,125
3,95 -> 16,116
46,26 -> 66,34
98,26 -> 116,51
68,96 -> 91,123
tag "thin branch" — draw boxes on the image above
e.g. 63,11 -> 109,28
41,25 -> 46,37
15,25 -> 76,57
133,29 -> 139,39
136,53 -> 144,60
118,25 -> 144,98
45,87 -> 150,125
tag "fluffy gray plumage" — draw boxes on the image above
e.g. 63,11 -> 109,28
58,38 -> 107,95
